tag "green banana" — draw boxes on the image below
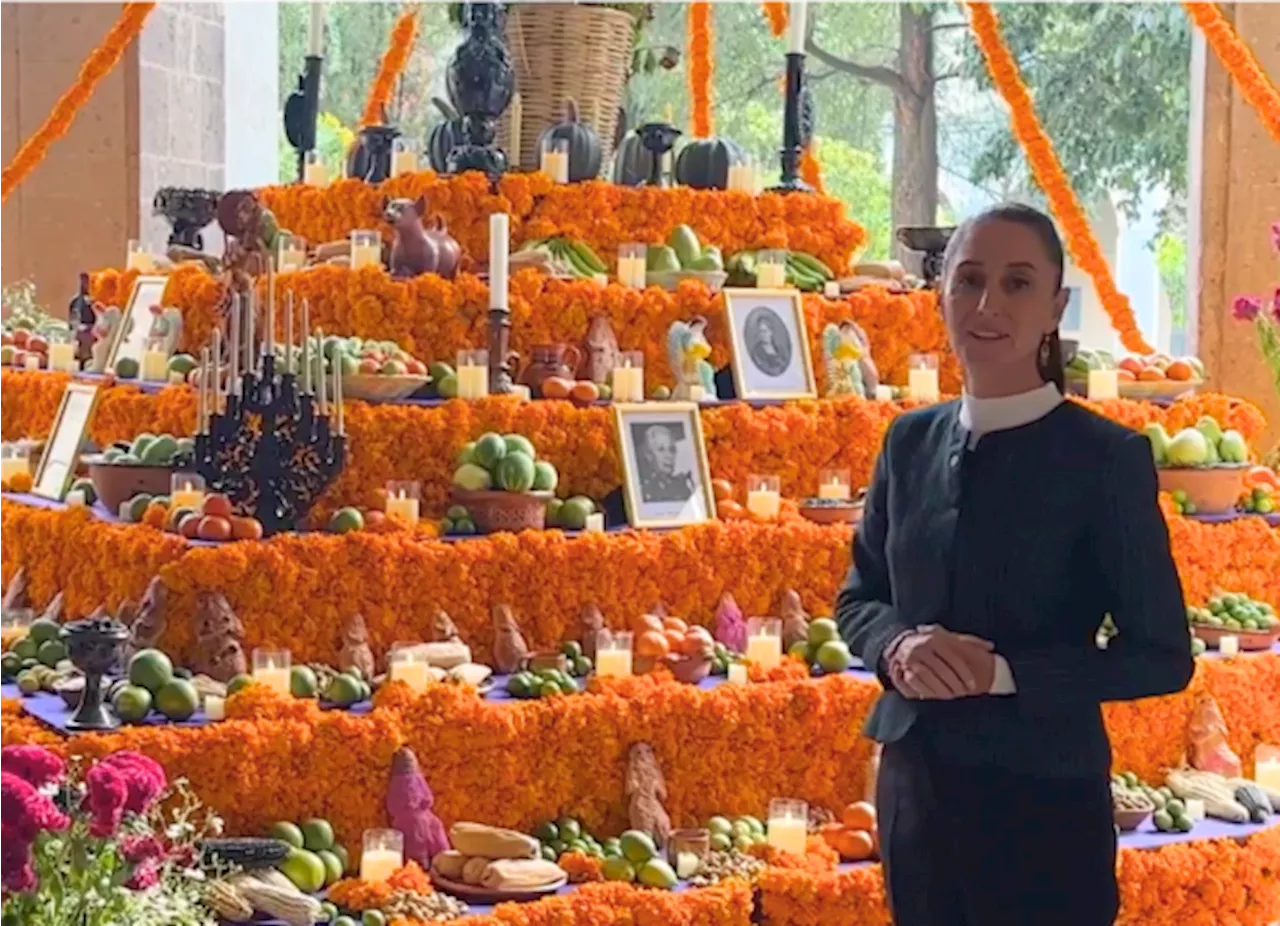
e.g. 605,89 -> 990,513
570,240 -> 608,275
555,240 -> 597,279
788,250 -> 834,281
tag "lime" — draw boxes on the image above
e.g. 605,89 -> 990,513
707,816 -> 733,837
562,641 -> 583,661
815,640 -> 853,673
112,684 -> 153,723
557,677 -> 578,695
539,681 -> 561,698
1173,814 -> 1194,833
268,821 -> 305,849
361,912 -> 387,926
1,652 -> 22,678
226,673 -> 253,695
12,637 -> 38,661
533,821 -> 559,843
602,856 -> 636,882
17,671 -> 41,695
507,673 -> 534,698
619,830 -> 657,865
28,618 -> 61,646
603,838 -> 622,857
548,839 -> 567,857
1153,809 -> 1173,832
806,618 -> 839,646
573,656 -> 593,677
301,818 -> 335,852
129,648 -> 174,694
279,848 -> 327,893
290,665 -> 320,698
541,844 -> 558,861
787,641 -> 812,662
532,460 -> 558,492
154,678 -> 199,721
731,819 -> 753,840
36,639 -> 67,667
334,917 -> 358,926
569,839 -> 590,854
325,674 -> 363,708
709,832 -> 732,852
637,858 -> 677,889
316,849 -> 344,886
455,443 -> 477,468
321,901 -> 340,922
328,507 -> 365,534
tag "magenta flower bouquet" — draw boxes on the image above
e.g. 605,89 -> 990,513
1,746 -> 222,926
1231,221 -> 1280,401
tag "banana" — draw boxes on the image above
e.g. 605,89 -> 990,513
789,250 -> 834,280
560,245 -> 598,279
569,240 -> 608,275
479,858 -> 566,890
449,822 -> 540,860
785,255 -> 825,291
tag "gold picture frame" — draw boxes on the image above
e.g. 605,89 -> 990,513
613,402 -> 717,530
106,274 -> 169,372
31,382 -> 101,501
723,287 -> 817,400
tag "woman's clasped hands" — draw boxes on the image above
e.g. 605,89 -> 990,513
886,624 -> 997,699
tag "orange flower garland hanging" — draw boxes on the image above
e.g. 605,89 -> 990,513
0,3 -> 156,204
762,2 -> 788,37
688,3 -> 714,138
800,144 -> 825,195
359,6 -> 420,128
964,3 -> 1154,356
1182,3 -> 1280,145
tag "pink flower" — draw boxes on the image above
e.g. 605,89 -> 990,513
1271,287 -> 1280,324
1,824 -> 36,894
124,859 -> 160,891
1,745 -> 66,789
120,834 -> 166,865
97,752 -> 166,816
84,763 -> 128,838
1271,221 -> 1279,254
1233,295 -> 1262,321
1,771 -> 69,841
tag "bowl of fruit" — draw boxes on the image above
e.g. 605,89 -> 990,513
450,432 -> 559,533
1110,777 -> 1155,832
85,433 -> 194,515
1066,350 -> 1205,400
307,335 -> 430,402
1186,593 -> 1279,651
1148,416 -> 1250,515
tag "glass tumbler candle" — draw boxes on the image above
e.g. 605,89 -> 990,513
618,244 -> 648,288
387,644 -> 431,694
277,232 -> 307,272
126,239 -> 153,272
47,331 -> 77,373
360,829 -> 404,882
391,137 -> 419,177
767,798 -> 809,856
541,138 -> 570,183
385,480 -> 421,528
817,468 -> 851,501
595,629 -> 634,678
1,443 -> 31,484
756,250 -> 788,288
1255,745 -> 1280,792
745,474 -> 781,520
303,150 -> 328,187
251,648 -> 292,698
350,230 -> 383,271
141,337 -> 170,382
907,353 -> 940,402
611,350 -> 645,403
745,617 -> 782,671
170,473 -> 206,510
456,349 -> 489,400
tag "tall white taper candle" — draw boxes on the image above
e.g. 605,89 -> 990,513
489,213 -> 510,311
308,3 -> 325,57
788,2 -> 807,55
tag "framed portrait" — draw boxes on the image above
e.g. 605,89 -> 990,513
32,383 -> 101,501
107,274 -> 168,371
723,288 -> 817,400
614,402 -> 717,529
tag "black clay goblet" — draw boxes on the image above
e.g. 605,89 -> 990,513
61,617 -> 130,731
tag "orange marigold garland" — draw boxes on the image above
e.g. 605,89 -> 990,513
688,2 -> 714,137
360,7 -> 420,128
1182,3 -> 1280,145
800,144 -> 825,194
762,2 -> 788,37
1,3 -> 156,204
964,3 -> 1153,356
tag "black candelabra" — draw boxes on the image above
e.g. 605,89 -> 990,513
446,2 -> 515,179
283,54 -> 323,183
191,289 -> 345,535
771,52 -> 814,194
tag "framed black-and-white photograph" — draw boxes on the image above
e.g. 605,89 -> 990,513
723,288 -> 817,400
108,275 -> 168,371
614,403 -> 716,529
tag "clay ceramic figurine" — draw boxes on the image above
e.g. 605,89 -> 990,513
2,567 -> 28,613
383,197 -> 462,280
69,273 -> 96,370
625,742 -> 672,847
779,590 -> 810,650
581,316 -> 620,385
387,746 -> 450,864
666,317 -> 716,401
822,320 -> 879,399
192,592 -> 246,682
89,305 -> 122,373
122,579 -> 167,666
431,609 -> 461,644
491,605 -> 529,673
37,591 -> 64,625
713,593 -> 746,654
339,613 -> 376,680
580,604 -> 605,660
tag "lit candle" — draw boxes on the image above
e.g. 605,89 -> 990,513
611,351 -> 645,403
388,648 -> 430,694
385,483 -> 421,527
767,798 -> 808,856
1218,635 -> 1239,657
204,695 -> 225,722
391,138 -> 418,177
170,474 -> 206,510
456,350 -> 489,400
787,2 -> 807,55
126,239 -> 153,272
66,490 -> 87,509
252,648 -> 291,698
1255,747 -> 1280,792
334,360 -> 344,435
244,290 -> 256,380
227,297 -> 240,397
265,267 -> 275,359
1087,369 -> 1119,401
727,662 -> 748,685
745,617 -> 782,671
278,233 -> 306,272
817,469 -> 850,501
304,151 -> 328,187
212,326 -> 225,410
745,475 -> 781,520
907,354 -> 939,402
823,280 -> 841,299
318,329 -> 328,413
360,829 -> 403,882
873,384 -> 894,402
489,213 -> 509,311
756,251 -> 788,288
141,344 -> 169,382
307,2 -> 325,56
508,93 -> 522,166
301,300 -> 312,394
48,339 -> 77,373
584,513 -> 605,533
350,230 -> 382,271
594,630 -> 633,678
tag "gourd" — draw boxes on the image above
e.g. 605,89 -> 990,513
1234,783 -> 1274,823
674,137 -> 747,190
427,97 -> 466,173
1165,768 -> 1250,822
537,99 -> 603,182
611,130 -> 656,186
228,872 -> 322,926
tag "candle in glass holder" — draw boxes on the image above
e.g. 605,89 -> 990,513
457,349 -> 489,400
727,662 -> 749,685
385,481 -> 421,527
360,829 -> 404,882
817,469 -> 851,501
141,339 -> 170,382
252,648 -> 292,697
350,230 -> 382,270
726,161 -> 756,193
746,617 -> 782,671
22,354 -> 41,371
304,150 -> 328,187
756,250 -> 788,289
47,334 -> 77,373
1087,368 -> 1119,401
873,384 -> 895,402
387,646 -> 431,694
540,138 -> 570,183
391,138 -> 419,177
277,232 -> 307,272
617,244 -> 647,288
66,489 -> 87,508
595,630 -> 633,678
907,353 -> 940,402
1,444 -> 30,484
1255,746 -> 1280,792
745,474 -> 781,520
204,695 -> 225,721
611,351 -> 645,403
126,239 -> 154,272
170,474 -> 206,510
1218,635 -> 1239,657
767,798 -> 809,856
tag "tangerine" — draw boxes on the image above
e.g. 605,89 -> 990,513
711,479 -> 734,501
635,630 -> 670,659
634,614 -> 665,635
1117,357 -> 1144,375
663,629 -> 686,653
1164,360 -> 1195,381
1116,369 -> 1137,382
229,516 -> 264,541
7,471 -> 33,493
202,493 -> 234,518
1137,366 -> 1166,382
841,801 -> 877,831
834,829 -> 875,862
717,500 -> 746,519
196,515 -> 233,541
662,617 -> 688,634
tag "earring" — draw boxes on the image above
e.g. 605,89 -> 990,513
1038,334 -> 1051,366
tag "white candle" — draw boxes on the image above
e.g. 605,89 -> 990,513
301,300 -> 312,394
1087,369 -> 1119,401
48,341 -> 77,373
874,384 -> 894,402
787,2 -> 807,55
745,489 -> 780,520
489,213 -> 510,311
141,348 -> 169,383
204,695 -> 226,721
1183,798 -> 1206,821
244,291 -> 255,378
1255,758 -> 1280,792
457,363 -> 488,400
584,513 -> 604,533
23,354 -> 40,371
308,3 -> 325,56
727,662 -> 748,685
212,327 -> 225,410
1218,635 -> 1239,656
335,360 -> 344,435
198,347 -> 210,431
318,329 -> 327,412
227,298 -> 240,396
66,490 -> 86,509
907,367 -> 939,402
508,93 -> 522,167
385,491 -> 420,527
265,268 -> 275,358
817,479 -> 850,501
823,281 -> 841,299
285,293 -> 295,375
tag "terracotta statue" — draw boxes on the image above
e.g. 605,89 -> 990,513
491,604 -> 529,673
779,590 -> 810,650
192,592 -> 246,682
580,604 -> 605,660
625,743 -> 672,847
215,190 -> 276,330
2,567 -> 28,613
38,592 -> 64,625
122,579 -> 167,666
383,198 -> 461,280
670,628 -> 714,685
431,609 -> 461,644
339,613 -> 376,680
580,316 -> 620,385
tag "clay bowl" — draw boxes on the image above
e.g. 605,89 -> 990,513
1191,624 -> 1280,652
450,489 -> 554,534
799,501 -> 858,525
1156,465 -> 1247,515
85,456 -> 181,514
1113,806 -> 1152,832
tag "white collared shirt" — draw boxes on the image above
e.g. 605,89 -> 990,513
960,382 -> 1064,449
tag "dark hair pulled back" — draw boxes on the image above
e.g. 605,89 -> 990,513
942,203 -> 1067,392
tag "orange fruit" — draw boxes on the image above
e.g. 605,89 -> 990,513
202,493 -> 233,518
711,479 -> 734,501
7,471 -> 33,493
1116,369 -> 1136,382
717,500 -> 746,520
662,617 -> 688,634
178,512 -> 203,539
1165,360 -> 1195,381
229,516 -> 264,541
841,801 -> 877,831
363,509 -> 387,527
570,381 -> 600,404
1138,366 -> 1166,382
634,614 -> 665,635
835,829 -> 875,862
819,823 -> 844,849
663,629 -> 686,652
635,630 -> 671,658
196,515 -> 233,541
541,377 -> 572,400
1118,357 -> 1143,375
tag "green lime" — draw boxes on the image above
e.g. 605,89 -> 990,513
301,818 -> 335,852
533,821 -> 559,843
321,901 -> 340,922
154,678 -> 199,721
806,618 -> 839,646
28,618 -> 61,646
268,821 -> 305,849
539,681 -> 561,698
129,648 -> 174,694
331,843 -> 351,874
112,684 -> 153,723
507,673 -> 534,698
562,641 -> 583,660
573,656 -> 593,677
548,839 -> 567,857
637,858 -> 677,889
325,674 -> 363,708
619,830 -> 657,864
709,832 -> 732,852
36,639 -> 66,667
707,816 -> 733,837
541,844 -> 558,861
1152,810 -> 1174,832
361,912 -> 387,926
1,652 -> 22,678
569,839 -> 590,854
557,677 -> 578,695
279,848 -> 327,893
17,671 -> 41,695
12,637 -> 37,661
317,849 -> 344,886
602,856 -> 636,882
334,917 -> 358,926
227,673 -> 253,695
290,665 -> 320,698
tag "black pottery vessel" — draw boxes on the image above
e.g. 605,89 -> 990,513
638,124 -> 682,188
61,617 -> 130,731
445,3 -> 515,177
153,187 -> 221,250
347,125 -> 402,184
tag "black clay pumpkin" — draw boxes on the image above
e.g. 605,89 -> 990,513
347,125 -> 401,184
611,130 -> 655,187
427,97 -> 466,174
537,99 -> 603,183
674,137 -> 748,191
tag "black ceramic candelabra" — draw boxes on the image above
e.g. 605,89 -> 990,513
445,3 -> 515,178
62,618 -> 130,731
283,54 -> 324,183
771,52 -> 814,194
192,328 -> 345,536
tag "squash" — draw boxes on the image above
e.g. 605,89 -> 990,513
427,97 -> 466,173
674,137 -> 747,190
537,99 -> 603,182
611,129 -> 655,186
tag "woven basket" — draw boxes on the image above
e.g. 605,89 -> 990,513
498,4 -> 637,172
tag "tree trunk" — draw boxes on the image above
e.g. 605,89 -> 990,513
891,5 -> 938,264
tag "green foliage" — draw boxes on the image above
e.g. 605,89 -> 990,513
1154,231 -> 1188,328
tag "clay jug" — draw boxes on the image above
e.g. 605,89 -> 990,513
519,344 -> 582,397
581,316 -> 620,385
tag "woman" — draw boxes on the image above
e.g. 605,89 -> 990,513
836,204 -> 1193,926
